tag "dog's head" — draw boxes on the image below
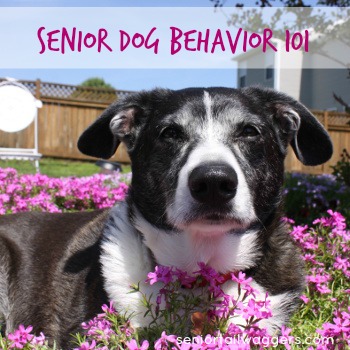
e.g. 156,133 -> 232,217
78,87 -> 332,235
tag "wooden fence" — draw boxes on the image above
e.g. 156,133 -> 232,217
0,79 -> 133,163
0,79 -> 349,174
285,110 -> 350,174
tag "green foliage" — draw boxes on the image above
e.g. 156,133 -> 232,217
210,0 -> 350,8
133,278 -> 211,343
284,172 -> 350,225
79,77 -> 115,90
0,158 -> 131,177
287,221 -> 350,350
331,148 -> 350,187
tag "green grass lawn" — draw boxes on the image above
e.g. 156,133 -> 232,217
0,158 -> 131,177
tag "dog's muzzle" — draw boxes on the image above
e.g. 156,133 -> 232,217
188,162 -> 238,205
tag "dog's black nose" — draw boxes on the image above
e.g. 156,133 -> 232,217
188,163 -> 238,204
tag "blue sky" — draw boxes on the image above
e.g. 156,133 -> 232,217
0,0 -> 322,91
0,0 -> 267,7
0,0 -> 320,7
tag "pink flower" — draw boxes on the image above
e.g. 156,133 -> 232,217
281,217 -> 295,224
279,325 -> 295,350
31,332 -> 46,346
146,265 -> 173,285
307,268 -> 332,294
314,210 -> 346,232
317,307 -> 350,343
290,225 -> 309,241
300,295 -> 310,304
225,323 -> 243,337
173,268 -> 196,288
154,331 -> 178,350
243,326 -> 270,345
81,317 -> 115,341
230,272 -> 258,297
126,339 -> 149,350
196,262 -> 223,284
236,298 -> 272,321
212,294 -> 231,318
75,340 -> 96,350
230,271 -> 252,285
302,254 -> 324,266
101,301 -> 116,314
334,256 -> 350,273
7,325 -> 34,349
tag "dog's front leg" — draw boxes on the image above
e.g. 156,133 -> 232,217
101,203 -> 160,328
223,280 -> 298,336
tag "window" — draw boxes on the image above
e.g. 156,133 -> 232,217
265,67 -> 274,80
239,75 -> 246,88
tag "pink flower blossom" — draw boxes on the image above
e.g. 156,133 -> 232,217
279,325 -> 295,350
236,298 -> 272,321
307,268 -> 332,294
7,325 -> 34,349
126,339 -> 149,350
146,265 -> 173,285
101,301 -> 116,314
281,217 -> 295,224
300,295 -> 310,304
154,331 -> 178,350
75,340 -> 96,350
173,268 -> 196,288
230,271 -> 252,285
196,262 -> 223,284
334,256 -> 350,274
31,332 -> 46,346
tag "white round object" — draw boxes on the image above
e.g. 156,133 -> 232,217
0,85 -> 38,132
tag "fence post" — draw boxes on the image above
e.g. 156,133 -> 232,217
323,111 -> 329,173
35,79 -> 41,99
324,111 -> 329,131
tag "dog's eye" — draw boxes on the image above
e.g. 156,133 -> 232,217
241,125 -> 260,138
160,126 -> 183,140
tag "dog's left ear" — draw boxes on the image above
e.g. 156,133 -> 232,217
78,88 -> 172,158
78,102 -> 140,159
244,87 -> 333,166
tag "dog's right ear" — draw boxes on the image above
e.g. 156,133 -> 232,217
77,103 -> 140,159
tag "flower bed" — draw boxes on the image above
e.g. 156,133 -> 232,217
0,168 -> 129,214
284,173 -> 350,225
0,169 -> 349,349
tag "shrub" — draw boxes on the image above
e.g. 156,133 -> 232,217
331,148 -> 350,187
284,173 -> 350,224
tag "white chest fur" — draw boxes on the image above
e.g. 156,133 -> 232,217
101,203 -> 291,332
133,208 -> 261,274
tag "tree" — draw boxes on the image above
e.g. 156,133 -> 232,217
333,93 -> 350,114
210,0 -> 350,111
79,77 -> 115,90
69,77 -> 116,101
210,0 -> 350,7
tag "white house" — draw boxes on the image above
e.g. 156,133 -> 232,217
234,35 -> 350,111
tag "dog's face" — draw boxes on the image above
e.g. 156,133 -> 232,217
78,87 -> 332,235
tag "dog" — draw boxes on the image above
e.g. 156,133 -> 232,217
0,86 -> 333,349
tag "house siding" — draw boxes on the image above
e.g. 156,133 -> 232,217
238,68 -> 349,111
237,69 -> 274,89
300,69 -> 350,111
